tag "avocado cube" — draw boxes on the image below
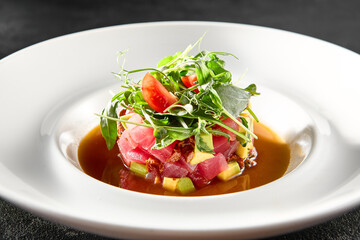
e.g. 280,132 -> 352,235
177,177 -> 196,195
190,151 -> 215,165
236,144 -> 249,159
163,177 -> 180,192
190,133 -> 214,165
217,161 -> 241,181
130,161 -> 148,178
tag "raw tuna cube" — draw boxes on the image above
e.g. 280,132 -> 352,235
161,162 -> 189,178
213,135 -> 230,154
223,140 -> 240,159
121,129 -> 138,148
118,133 -> 134,166
118,134 -> 151,166
125,148 -> 151,165
188,170 -> 210,188
149,141 -> 177,162
178,156 -> 197,173
129,125 -> 155,150
126,113 -> 143,130
197,153 -> 228,180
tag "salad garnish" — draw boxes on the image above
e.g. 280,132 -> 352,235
97,36 -> 260,153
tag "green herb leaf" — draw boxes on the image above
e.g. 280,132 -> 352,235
100,101 -> 119,150
195,62 -> 211,85
215,85 -> 250,117
244,84 -> 260,96
208,129 -> 230,141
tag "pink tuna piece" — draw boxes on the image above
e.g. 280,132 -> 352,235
118,132 -> 151,166
121,129 -> 138,149
162,162 -> 189,178
149,141 -> 177,162
178,156 -> 197,173
223,140 -> 240,159
126,113 -> 143,130
125,148 -> 151,165
129,125 -> 155,150
197,153 -> 228,180
213,135 -> 231,154
188,170 -> 210,188
214,118 -> 238,141
118,132 -> 135,163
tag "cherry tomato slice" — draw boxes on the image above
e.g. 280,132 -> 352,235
142,72 -> 178,113
181,74 -> 199,93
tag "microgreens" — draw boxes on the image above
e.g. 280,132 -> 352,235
99,37 -> 260,151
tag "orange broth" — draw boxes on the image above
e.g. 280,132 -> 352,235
78,122 -> 290,196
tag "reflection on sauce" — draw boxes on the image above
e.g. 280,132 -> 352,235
78,122 -> 290,196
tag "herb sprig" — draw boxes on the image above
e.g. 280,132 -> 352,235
99,37 -> 259,151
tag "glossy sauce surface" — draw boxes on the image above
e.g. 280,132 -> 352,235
78,122 -> 290,196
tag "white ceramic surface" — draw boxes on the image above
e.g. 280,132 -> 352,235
0,22 -> 359,239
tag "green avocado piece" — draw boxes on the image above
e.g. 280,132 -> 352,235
177,177 -> 196,195
130,161 -> 148,178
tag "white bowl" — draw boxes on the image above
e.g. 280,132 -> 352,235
0,21 -> 359,239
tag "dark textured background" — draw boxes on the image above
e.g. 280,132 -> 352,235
0,0 -> 359,239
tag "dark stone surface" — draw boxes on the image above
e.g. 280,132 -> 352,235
0,0 -> 359,239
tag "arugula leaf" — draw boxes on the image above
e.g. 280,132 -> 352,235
100,101 -> 119,150
215,85 -> 250,117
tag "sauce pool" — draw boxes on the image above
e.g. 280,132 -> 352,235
78,122 -> 290,196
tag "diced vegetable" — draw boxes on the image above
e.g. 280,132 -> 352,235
130,161 -> 148,178
163,177 -> 180,192
190,151 -> 214,165
236,144 -> 249,159
141,72 -> 178,113
181,74 -> 199,93
190,133 -> 214,165
217,161 -> 241,181
177,177 -> 196,195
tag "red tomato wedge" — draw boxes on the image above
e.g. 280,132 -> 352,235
142,72 -> 178,113
181,74 -> 199,93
